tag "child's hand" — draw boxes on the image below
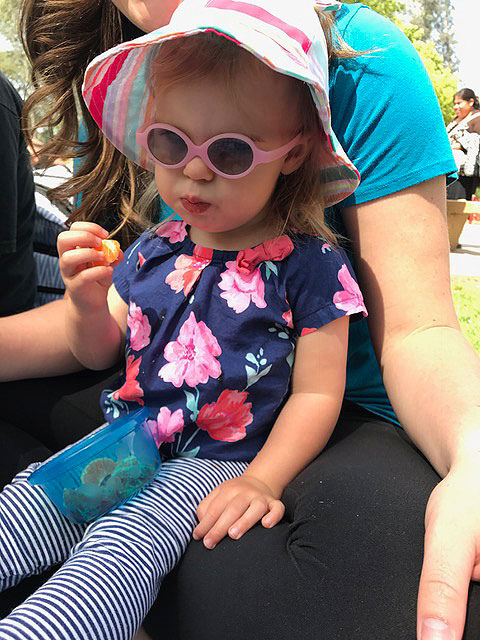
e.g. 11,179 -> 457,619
193,475 -> 285,549
57,222 -> 123,312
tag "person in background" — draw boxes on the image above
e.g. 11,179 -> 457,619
0,71 -> 36,316
1,1 -> 480,639
447,87 -> 480,200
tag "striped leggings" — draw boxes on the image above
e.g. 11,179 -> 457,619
0,457 -> 247,640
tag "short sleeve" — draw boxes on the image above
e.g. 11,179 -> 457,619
286,239 -> 367,337
330,5 -> 456,207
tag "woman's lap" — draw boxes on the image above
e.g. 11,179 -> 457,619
2,374 -> 480,638
149,406 -> 480,639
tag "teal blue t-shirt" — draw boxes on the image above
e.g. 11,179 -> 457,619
328,3 -> 456,424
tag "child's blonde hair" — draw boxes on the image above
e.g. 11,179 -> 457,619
152,33 -> 337,243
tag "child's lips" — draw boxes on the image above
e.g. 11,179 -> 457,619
180,197 -> 211,214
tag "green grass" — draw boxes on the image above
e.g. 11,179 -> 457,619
451,275 -> 480,353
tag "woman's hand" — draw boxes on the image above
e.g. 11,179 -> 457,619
417,458 -> 480,639
57,221 -> 123,313
193,475 -> 285,549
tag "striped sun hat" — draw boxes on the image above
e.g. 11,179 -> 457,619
82,0 -> 360,206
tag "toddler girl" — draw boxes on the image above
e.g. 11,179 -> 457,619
0,1 -> 366,638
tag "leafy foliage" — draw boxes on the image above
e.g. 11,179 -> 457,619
411,0 -> 458,70
344,0 -> 457,123
451,275 -> 480,354
0,0 -> 30,95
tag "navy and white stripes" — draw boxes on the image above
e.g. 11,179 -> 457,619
0,457 -> 247,639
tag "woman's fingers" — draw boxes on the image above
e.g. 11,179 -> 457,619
416,471 -> 480,639
417,518 -> 471,638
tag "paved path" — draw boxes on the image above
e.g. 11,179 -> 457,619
450,221 -> 480,277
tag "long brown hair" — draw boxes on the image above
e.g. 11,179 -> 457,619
20,2 -> 356,247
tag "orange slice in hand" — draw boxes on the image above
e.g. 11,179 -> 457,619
98,239 -> 121,264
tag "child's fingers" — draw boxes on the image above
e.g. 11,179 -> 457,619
60,247 -> 109,279
194,493 -> 252,547
261,499 -> 285,529
193,492 -> 234,541
227,499 -> 276,540
69,265 -> 114,288
57,229 -> 104,256
69,221 -> 110,238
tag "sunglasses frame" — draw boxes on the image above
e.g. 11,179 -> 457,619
136,123 -> 303,179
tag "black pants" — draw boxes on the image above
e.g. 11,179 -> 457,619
1,374 -> 480,639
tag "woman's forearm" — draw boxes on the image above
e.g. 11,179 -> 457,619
382,326 -> 480,477
0,299 -> 84,381
343,176 -> 480,477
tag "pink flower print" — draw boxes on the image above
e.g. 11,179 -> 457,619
147,407 -> 184,446
301,327 -> 318,337
236,235 -> 294,274
282,309 -> 293,328
137,252 -> 146,269
127,302 -> 151,351
113,355 -> 144,405
218,260 -> 266,314
156,220 -> 188,243
197,390 -> 252,442
321,243 -> 332,254
165,246 -> 213,296
159,311 -> 222,388
333,264 -> 368,316
282,295 -> 294,329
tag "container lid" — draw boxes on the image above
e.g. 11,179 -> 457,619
29,408 -> 149,485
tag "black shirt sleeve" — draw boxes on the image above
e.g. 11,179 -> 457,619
0,72 -> 37,315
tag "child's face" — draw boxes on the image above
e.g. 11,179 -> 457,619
152,67 -> 307,246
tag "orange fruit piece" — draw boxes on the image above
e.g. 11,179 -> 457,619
100,239 -> 121,264
81,457 -> 116,485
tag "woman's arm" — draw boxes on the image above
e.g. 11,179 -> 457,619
0,298 -> 84,381
193,315 -> 349,548
343,175 -> 480,640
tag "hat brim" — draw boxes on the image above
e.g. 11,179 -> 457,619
83,1 -> 359,206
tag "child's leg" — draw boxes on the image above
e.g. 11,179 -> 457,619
0,464 -> 87,590
0,457 -> 247,640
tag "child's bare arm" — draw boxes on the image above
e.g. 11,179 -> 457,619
58,221 -> 127,370
194,315 -> 349,548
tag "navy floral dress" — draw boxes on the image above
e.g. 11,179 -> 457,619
100,221 -> 367,463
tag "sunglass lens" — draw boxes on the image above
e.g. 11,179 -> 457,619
147,128 -> 187,165
208,138 -> 254,175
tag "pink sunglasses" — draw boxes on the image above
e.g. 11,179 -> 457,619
136,123 -> 303,179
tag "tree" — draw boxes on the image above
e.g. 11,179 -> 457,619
412,0 -> 458,71
344,0 -> 457,123
0,0 -> 30,95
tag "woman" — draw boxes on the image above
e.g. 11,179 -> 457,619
447,88 -> 480,200
0,72 -> 36,316
1,1 -> 479,639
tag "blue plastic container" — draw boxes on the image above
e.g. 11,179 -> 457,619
28,408 -> 161,524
